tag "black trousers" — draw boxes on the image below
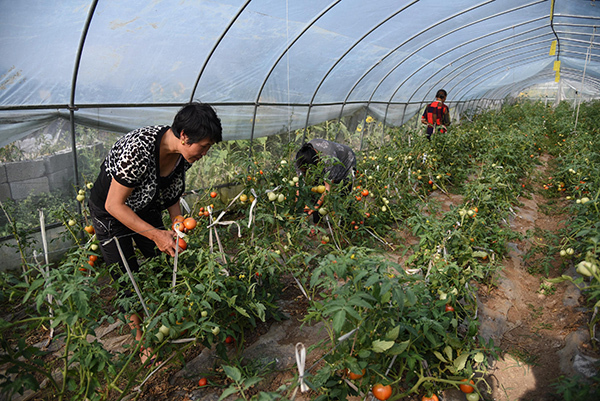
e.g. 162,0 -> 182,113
88,200 -> 162,281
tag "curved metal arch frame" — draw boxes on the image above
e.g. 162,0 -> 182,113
403,26 -> 551,105
335,0 -> 494,124
421,40 -> 553,105
299,0 -> 421,143
379,21 -> 549,128
249,0 -> 342,145
451,53 -> 551,103
375,2 -> 548,129
189,0 -> 252,103
68,0 -> 100,193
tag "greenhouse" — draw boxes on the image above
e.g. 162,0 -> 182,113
1,1 -> 599,400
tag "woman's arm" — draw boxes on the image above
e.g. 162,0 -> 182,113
105,178 -> 177,257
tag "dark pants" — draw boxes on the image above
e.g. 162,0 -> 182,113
88,200 -> 162,283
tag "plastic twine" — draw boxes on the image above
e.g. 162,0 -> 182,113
106,236 -> 150,319
295,343 -> 309,392
247,188 -> 259,228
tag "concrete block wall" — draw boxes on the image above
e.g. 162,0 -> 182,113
0,144 -> 103,201
0,225 -> 75,273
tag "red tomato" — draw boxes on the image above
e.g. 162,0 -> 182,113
445,304 -> 455,312
178,238 -> 187,251
372,384 -> 392,400
210,191 -> 217,198
89,255 -> 98,262
173,215 -> 185,223
172,221 -> 186,232
422,395 -> 439,401
361,189 -> 369,197
183,217 -> 197,231
460,379 -> 475,393
225,335 -> 234,344
347,368 -> 365,380
198,377 -> 207,387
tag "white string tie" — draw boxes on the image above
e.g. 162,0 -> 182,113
295,343 -> 309,392
248,188 -> 259,228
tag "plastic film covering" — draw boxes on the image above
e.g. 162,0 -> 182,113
1,0 -> 599,147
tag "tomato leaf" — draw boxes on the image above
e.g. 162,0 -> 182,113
332,309 -> 346,333
385,326 -> 400,341
433,350 -> 448,363
453,352 -> 469,371
443,345 -> 453,362
207,291 -> 221,302
388,340 -> 410,355
223,365 -> 242,382
472,250 -> 488,259
372,340 -> 395,353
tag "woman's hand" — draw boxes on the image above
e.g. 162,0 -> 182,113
153,229 -> 178,257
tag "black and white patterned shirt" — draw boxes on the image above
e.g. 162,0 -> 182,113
90,125 -> 191,214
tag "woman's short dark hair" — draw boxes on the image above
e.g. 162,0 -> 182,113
436,89 -> 447,100
172,102 -> 223,144
295,143 -> 318,171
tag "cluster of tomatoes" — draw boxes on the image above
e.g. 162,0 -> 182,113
354,186 -> 369,201
344,367 -> 478,401
171,215 -> 198,251
79,253 -> 99,272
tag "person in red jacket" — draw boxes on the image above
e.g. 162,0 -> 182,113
421,89 -> 451,140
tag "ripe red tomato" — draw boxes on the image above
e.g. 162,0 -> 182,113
178,238 -> 187,251
210,191 -> 218,198
422,395 -> 439,401
361,189 -> 369,197
183,217 -> 197,231
225,335 -> 234,344
89,255 -> 98,262
460,379 -> 475,393
87,260 -> 95,267
172,221 -> 186,232
173,215 -> 185,223
347,368 -> 365,380
445,304 -> 455,312
372,383 -> 392,400
198,377 -> 207,387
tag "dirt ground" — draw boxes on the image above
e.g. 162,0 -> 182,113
5,154 -> 599,401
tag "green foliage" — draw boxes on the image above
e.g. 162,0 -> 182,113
1,100 -> 599,399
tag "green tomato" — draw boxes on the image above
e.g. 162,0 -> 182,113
211,326 -> 220,335
159,325 -> 170,336
201,311 -> 208,318
155,331 -> 164,342
466,393 -> 480,401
